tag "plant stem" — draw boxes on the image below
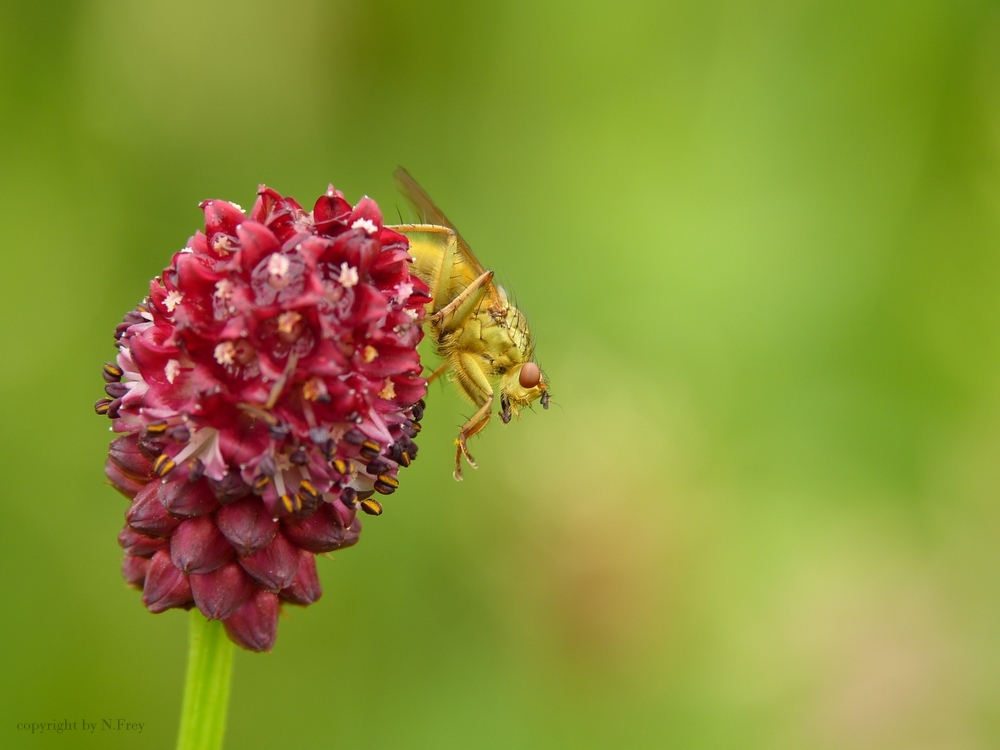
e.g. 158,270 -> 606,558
175,610 -> 234,750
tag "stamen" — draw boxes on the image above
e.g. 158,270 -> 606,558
188,458 -> 205,482
298,480 -> 320,500
102,362 -> 123,382
168,425 -> 191,443
105,382 -> 128,398
411,399 -> 425,422
172,427 -> 219,466
144,420 -> 169,435
374,474 -> 398,495
341,487 -> 358,507
153,454 -> 176,477
365,459 -> 390,476
237,403 -> 279,426
265,351 -> 299,409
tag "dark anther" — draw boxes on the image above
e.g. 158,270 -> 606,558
289,447 -> 309,466
308,426 -> 329,445
400,437 -> 418,459
102,362 -> 123,382
322,439 -> 338,461
137,435 -> 164,459
114,322 -> 130,340
268,422 -> 290,440
332,459 -> 350,476
252,474 -> 270,495
398,451 -> 412,468
94,398 -> 113,415
188,458 -> 205,483
107,397 -> 124,419
298,480 -> 320,500
295,488 -> 322,518
153,454 -> 176,478
343,429 -> 365,445
388,441 -> 403,464
359,440 -> 381,460
144,419 -> 169,435
360,498 -> 383,516
411,399 -> 425,422
365,459 -> 390,476
340,487 -> 358,507
281,494 -> 299,514
258,455 -> 277,477
374,474 -> 399,495
168,425 -> 191,443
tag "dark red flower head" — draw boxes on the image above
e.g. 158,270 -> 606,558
96,185 -> 430,651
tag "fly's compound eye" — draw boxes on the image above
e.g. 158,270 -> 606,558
519,362 -> 541,389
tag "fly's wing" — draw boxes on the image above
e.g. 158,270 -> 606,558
394,168 -> 462,234
394,168 -> 503,308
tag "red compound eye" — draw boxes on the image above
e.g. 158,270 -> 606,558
518,362 -> 541,389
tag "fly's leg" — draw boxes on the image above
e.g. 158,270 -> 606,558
426,361 -> 450,384
431,270 -> 494,329
450,351 -> 495,481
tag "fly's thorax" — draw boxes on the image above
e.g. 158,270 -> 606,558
401,236 -> 443,291
503,305 -> 533,360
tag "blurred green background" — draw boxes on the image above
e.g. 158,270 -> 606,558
3,0 -> 1000,747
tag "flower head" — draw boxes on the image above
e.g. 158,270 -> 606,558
97,184 -> 430,651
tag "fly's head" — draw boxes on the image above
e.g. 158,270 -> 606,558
499,362 -> 549,423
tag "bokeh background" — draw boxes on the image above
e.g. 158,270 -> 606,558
4,0 -> 1000,747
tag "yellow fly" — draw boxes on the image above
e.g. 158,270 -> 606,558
389,168 -> 550,481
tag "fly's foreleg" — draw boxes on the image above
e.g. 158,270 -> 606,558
425,361 -> 450,384
431,270 -> 494,329
451,352 -> 495,481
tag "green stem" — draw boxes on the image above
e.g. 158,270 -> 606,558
175,610 -> 235,750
